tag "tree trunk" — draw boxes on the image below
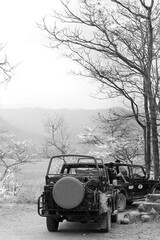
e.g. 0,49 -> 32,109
144,91 -> 151,177
146,76 -> 159,180
146,8 -> 159,180
145,77 -> 159,180
150,102 -> 159,180
144,123 -> 151,178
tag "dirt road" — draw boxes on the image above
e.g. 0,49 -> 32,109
0,203 -> 160,240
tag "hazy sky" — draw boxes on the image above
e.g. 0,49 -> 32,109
0,0 -> 122,110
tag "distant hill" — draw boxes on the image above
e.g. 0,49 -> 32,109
0,115 -> 43,145
0,107 -> 128,149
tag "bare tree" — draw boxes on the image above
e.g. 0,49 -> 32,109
0,45 -> 19,183
0,44 -> 14,84
0,132 -> 37,182
43,115 -> 71,156
39,0 -> 160,179
79,109 -> 144,163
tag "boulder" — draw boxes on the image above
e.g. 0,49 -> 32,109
123,211 -> 140,223
137,203 -> 147,212
140,214 -> 151,222
119,217 -> 130,225
149,207 -> 158,216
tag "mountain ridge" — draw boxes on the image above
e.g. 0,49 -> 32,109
0,107 -> 126,146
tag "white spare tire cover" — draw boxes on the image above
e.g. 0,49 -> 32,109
52,176 -> 85,209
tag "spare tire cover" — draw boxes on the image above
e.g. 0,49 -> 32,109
52,176 -> 85,209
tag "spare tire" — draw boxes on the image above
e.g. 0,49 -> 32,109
52,176 -> 85,209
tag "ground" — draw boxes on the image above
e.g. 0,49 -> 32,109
0,203 -> 160,240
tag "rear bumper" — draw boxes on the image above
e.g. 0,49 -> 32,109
38,192 -> 99,217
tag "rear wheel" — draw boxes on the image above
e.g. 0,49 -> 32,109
46,217 -> 59,232
117,193 -> 126,212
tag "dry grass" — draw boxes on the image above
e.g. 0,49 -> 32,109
1,159 -> 49,204
15,185 -> 43,204
15,159 -> 49,204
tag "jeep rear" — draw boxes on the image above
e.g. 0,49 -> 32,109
38,154 -> 118,232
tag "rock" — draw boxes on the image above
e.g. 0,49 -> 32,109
149,208 -> 158,216
124,211 -> 140,218
137,203 -> 146,212
123,213 -> 130,219
140,214 -> 151,222
124,211 -> 140,223
120,218 -> 130,224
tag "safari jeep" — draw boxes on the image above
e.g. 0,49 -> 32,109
105,162 -> 160,212
38,154 -> 118,232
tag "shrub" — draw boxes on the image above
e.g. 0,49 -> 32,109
0,170 -> 21,202
15,185 -> 43,204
